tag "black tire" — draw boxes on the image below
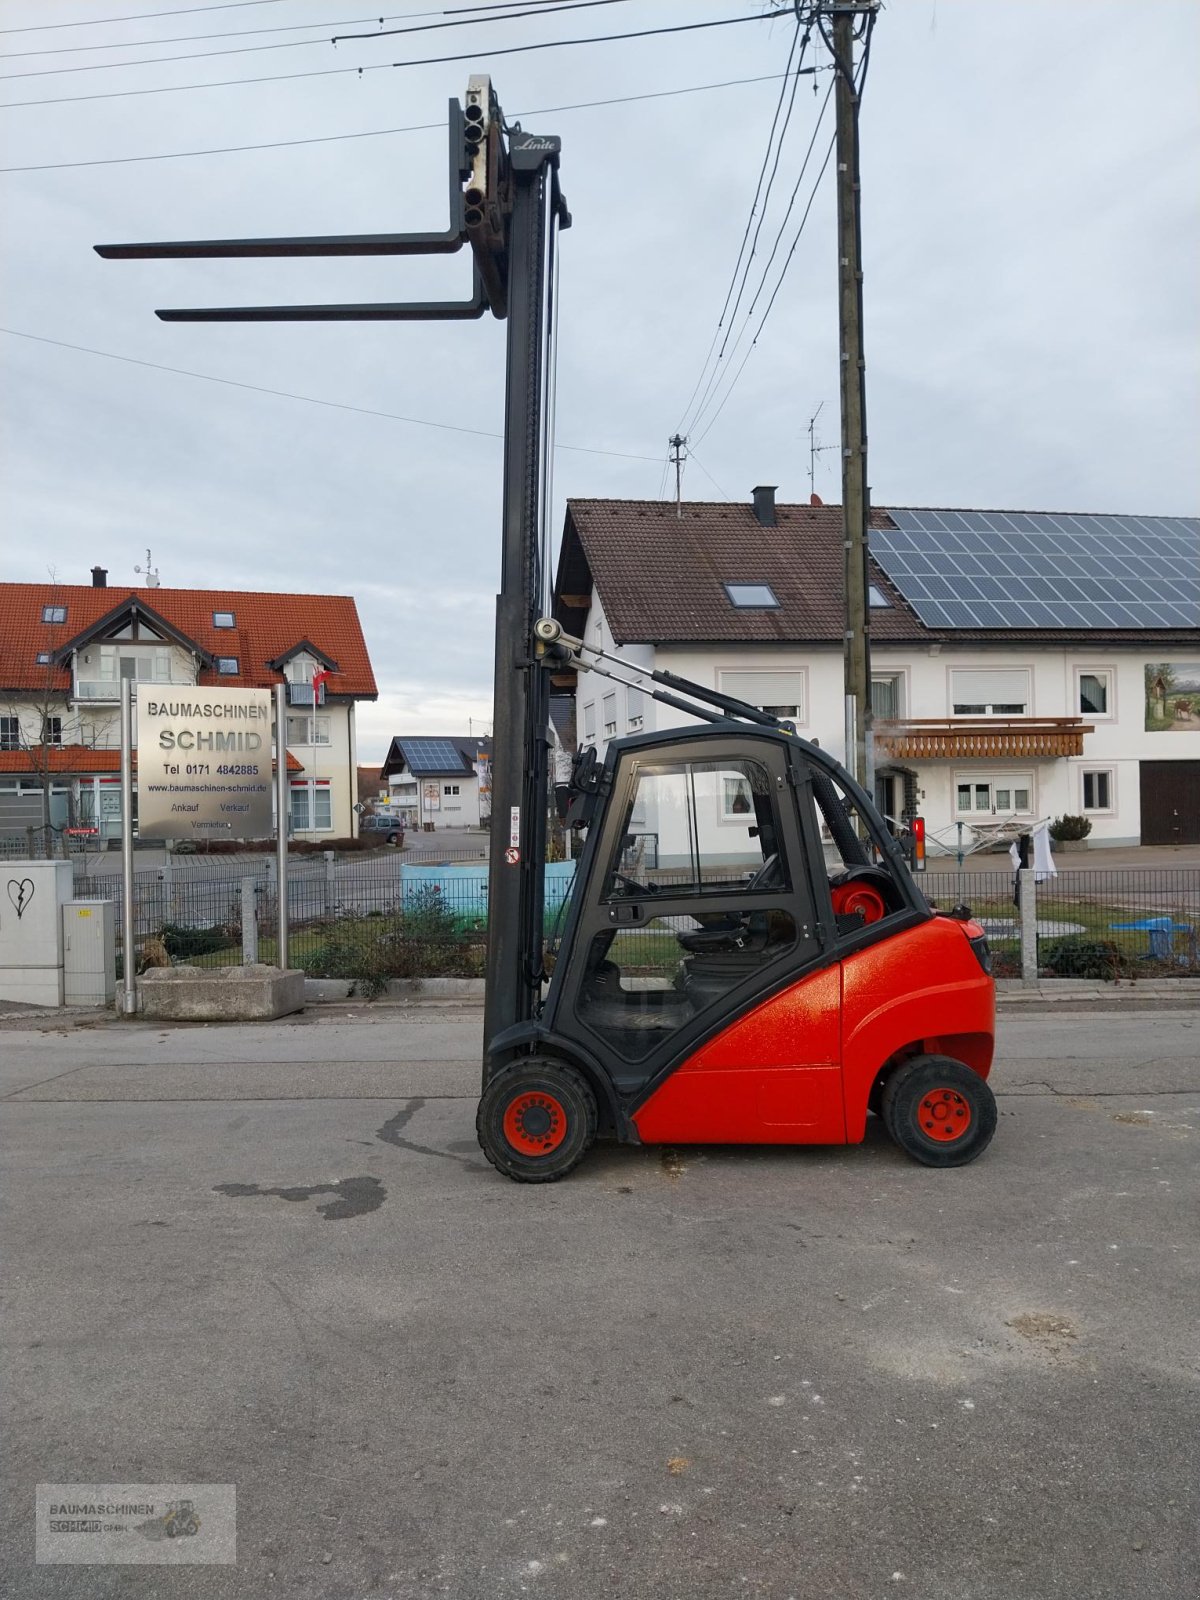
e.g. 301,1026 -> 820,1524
386,832 -> 399,845
881,1054 -> 997,1168
476,1059 -> 598,1183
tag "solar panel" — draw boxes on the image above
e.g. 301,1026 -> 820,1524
872,510 -> 1200,630
401,738 -> 466,774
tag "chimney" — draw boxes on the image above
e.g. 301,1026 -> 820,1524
751,485 -> 777,527
91,566 -> 108,588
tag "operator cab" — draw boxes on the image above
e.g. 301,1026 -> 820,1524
541,725 -> 925,1094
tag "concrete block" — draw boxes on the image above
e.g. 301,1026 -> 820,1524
139,963 -> 304,1021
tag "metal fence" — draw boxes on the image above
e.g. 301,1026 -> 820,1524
53,853 -> 1200,985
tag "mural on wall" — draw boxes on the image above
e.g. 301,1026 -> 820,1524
1145,663 -> 1200,731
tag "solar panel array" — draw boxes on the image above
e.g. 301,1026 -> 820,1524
401,738 -> 466,774
871,510 -> 1200,630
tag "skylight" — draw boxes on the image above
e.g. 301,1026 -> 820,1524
213,611 -> 235,629
42,604 -> 67,623
724,583 -> 780,610
868,584 -> 892,609
216,657 -> 239,675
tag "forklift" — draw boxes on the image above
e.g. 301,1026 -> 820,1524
96,74 -> 996,1184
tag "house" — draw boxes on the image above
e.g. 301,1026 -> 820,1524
0,570 -> 377,843
552,492 -> 1200,849
379,735 -> 492,829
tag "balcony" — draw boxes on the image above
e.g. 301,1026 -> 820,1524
74,674 -> 195,702
875,717 -> 1094,761
286,682 -> 326,707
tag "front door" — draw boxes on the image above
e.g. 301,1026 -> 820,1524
1140,760 -> 1200,845
551,736 -> 840,1141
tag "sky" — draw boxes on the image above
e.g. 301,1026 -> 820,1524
2,0 -> 1198,766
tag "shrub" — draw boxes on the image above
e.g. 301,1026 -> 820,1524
1049,814 -> 1092,842
299,895 -> 487,995
1040,936 -> 1131,981
160,921 -> 238,960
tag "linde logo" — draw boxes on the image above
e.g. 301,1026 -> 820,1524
517,138 -> 558,151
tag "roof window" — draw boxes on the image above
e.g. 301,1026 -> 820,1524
724,583 -> 780,610
868,584 -> 892,609
36,651 -> 52,664
216,657 -> 239,675
42,604 -> 67,623
213,611 -> 235,629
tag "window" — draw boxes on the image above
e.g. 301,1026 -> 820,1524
212,611 -> 235,629
950,669 -> 1030,716
607,758 -> 788,896
724,582 -> 780,609
1077,669 -> 1112,718
0,715 -> 20,751
216,657 -> 239,675
36,651 -> 51,665
1082,769 -> 1113,812
627,685 -> 644,730
285,714 -> 330,746
443,784 -> 460,796
42,604 -> 67,623
868,584 -> 891,609
719,670 -> 805,723
602,693 -> 617,739
289,779 -> 332,832
872,672 -> 905,720
583,701 -> 596,743
42,716 -> 63,746
954,775 -> 1033,817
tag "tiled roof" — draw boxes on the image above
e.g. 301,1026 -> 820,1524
0,747 -> 304,774
556,500 -> 1200,646
0,583 -> 377,696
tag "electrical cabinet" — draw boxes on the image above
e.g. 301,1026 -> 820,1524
63,900 -> 116,1007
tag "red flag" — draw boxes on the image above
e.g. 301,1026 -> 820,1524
311,668 -> 331,702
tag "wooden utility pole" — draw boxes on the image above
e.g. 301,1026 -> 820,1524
831,3 -> 875,794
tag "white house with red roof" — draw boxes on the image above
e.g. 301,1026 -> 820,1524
0,568 -> 377,845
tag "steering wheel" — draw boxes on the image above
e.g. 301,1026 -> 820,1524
610,871 -> 659,899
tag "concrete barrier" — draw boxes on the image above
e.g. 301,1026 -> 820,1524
139,963 -> 304,1021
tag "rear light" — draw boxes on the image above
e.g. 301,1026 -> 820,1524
911,816 -> 926,872
963,919 -> 992,974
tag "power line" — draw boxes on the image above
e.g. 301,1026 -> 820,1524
0,0 -> 637,80
0,325 -> 662,463
691,125 -> 835,446
687,74 -> 833,436
1,8 -> 447,60
672,18 -> 803,437
0,69 -> 787,174
0,0 -> 292,35
0,11 -> 768,108
335,0 -> 630,44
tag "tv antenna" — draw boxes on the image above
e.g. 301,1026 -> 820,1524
134,549 -> 160,588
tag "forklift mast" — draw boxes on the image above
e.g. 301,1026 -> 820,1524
94,80 -> 569,1060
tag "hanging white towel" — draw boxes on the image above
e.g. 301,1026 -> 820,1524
1031,820 -> 1057,881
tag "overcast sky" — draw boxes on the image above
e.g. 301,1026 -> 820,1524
2,0 -> 1198,764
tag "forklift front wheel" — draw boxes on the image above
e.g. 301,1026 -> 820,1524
881,1055 -> 997,1168
477,1060 -> 598,1183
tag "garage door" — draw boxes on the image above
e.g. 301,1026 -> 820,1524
1139,761 -> 1200,845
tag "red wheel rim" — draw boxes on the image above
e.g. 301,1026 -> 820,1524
503,1090 -> 568,1156
917,1088 -> 972,1142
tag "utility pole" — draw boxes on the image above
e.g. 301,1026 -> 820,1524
824,1 -> 877,795
668,432 -> 688,518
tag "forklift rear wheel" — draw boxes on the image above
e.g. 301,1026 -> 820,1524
477,1060 -> 598,1183
881,1055 -> 996,1167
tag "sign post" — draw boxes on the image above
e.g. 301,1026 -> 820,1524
119,676 -> 137,1016
275,683 -> 289,969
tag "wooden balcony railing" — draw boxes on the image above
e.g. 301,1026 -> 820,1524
875,717 -> 1094,760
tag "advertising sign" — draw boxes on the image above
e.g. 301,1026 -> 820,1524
136,689 -> 274,841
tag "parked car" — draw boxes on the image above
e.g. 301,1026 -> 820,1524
360,813 -> 405,845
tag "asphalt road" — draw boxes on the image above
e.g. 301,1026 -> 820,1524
1,1009 -> 1197,1600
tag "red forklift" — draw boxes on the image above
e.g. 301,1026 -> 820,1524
96,74 -> 996,1183
475,620 -> 996,1182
